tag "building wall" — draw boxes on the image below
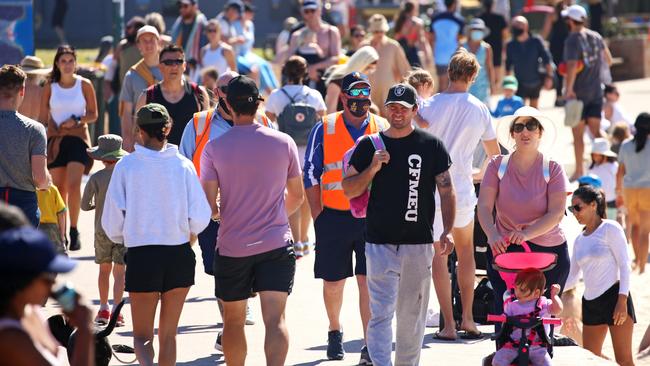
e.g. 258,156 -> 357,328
34,0 -> 299,49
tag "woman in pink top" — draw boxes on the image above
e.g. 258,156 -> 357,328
478,106 -> 569,319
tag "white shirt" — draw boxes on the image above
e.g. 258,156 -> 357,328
588,162 -> 618,202
265,85 -> 326,116
102,144 -> 211,247
49,77 -> 86,126
420,92 -> 496,208
566,220 -> 631,300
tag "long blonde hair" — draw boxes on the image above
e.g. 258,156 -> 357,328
325,46 -> 379,86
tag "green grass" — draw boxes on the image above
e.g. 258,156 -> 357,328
36,49 -> 99,66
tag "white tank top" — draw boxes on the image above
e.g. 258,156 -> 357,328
49,77 -> 86,126
201,45 -> 231,76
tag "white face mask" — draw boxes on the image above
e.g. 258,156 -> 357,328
470,30 -> 484,41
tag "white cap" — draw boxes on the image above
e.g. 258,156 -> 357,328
136,25 -> 160,41
561,5 -> 587,22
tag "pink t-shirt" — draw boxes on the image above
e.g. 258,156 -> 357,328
200,124 -> 301,257
482,155 -> 567,247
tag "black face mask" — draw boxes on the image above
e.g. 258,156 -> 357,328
219,97 -> 231,116
346,98 -> 371,118
511,27 -> 524,37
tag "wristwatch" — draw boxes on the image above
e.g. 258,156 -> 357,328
72,115 -> 81,125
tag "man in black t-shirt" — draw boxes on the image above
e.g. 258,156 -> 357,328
342,84 -> 456,365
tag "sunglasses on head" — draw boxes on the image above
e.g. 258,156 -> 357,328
346,88 -> 370,97
568,203 -> 585,213
512,120 -> 540,133
161,59 -> 184,66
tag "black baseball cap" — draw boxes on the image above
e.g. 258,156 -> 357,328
0,228 -> 76,274
226,75 -> 264,105
341,72 -> 370,92
384,83 -> 417,108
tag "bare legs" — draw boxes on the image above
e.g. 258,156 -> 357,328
222,292 -> 290,366
129,287 -> 190,366
628,209 -> 650,274
49,162 -> 84,229
432,222 -> 479,338
323,276 -> 370,341
583,318 -> 634,366
571,117 -> 602,180
98,263 -> 125,309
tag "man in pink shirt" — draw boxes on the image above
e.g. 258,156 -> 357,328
200,75 -> 305,366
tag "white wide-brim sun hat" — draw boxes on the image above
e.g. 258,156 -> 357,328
496,106 -> 558,155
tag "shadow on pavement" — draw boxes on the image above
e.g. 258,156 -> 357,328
307,338 -> 365,352
176,353 -> 224,365
290,358 -> 330,366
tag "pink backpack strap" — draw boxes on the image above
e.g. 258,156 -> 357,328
368,133 -> 385,151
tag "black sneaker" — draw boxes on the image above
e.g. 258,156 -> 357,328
69,227 -> 81,251
359,345 -> 372,365
327,330 -> 345,360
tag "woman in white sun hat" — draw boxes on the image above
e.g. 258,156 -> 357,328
587,138 -> 619,220
478,106 -> 570,322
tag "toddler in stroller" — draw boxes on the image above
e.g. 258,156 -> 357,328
488,243 -> 564,366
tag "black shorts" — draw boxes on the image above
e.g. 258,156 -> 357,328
214,245 -> 296,302
581,99 -> 603,120
516,81 -> 542,100
582,283 -> 636,326
125,244 -> 195,293
47,136 -> 90,169
314,208 -> 366,281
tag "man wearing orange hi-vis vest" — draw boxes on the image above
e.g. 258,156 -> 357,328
303,72 -> 387,364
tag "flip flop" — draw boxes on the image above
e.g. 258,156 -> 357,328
433,331 -> 457,341
459,330 -> 484,340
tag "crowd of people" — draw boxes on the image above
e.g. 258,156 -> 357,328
1,0 -> 650,365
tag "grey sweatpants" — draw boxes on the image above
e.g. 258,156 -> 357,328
365,243 -> 434,366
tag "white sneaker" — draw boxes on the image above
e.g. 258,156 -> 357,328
425,308 -> 440,328
301,242 -> 311,256
245,303 -> 255,325
214,332 -> 223,351
293,242 -> 303,258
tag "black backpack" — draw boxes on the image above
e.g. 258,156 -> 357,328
277,88 -> 318,146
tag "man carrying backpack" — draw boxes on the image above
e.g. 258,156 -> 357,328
342,84 -> 455,366
265,55 -> 326,258
303,72 -> 387,364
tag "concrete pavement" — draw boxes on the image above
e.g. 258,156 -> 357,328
50,79 -> 650,365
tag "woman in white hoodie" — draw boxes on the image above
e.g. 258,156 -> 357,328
102,103 -> 210,366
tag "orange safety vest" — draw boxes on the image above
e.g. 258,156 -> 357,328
191,110 -> 274,176
322,112 -> 386,211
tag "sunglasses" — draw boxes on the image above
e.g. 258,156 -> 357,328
347,88 -> 371,97
206,28 -> 218,33
512,120 -> 540,133
303,9 -> 316,14
568,203 -> 585,213
160,59 -> 184,66
353,33 -> 366,38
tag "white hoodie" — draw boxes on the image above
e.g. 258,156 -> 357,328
102,144 -> 211,247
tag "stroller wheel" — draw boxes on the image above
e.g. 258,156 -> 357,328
482,352 -> 495,366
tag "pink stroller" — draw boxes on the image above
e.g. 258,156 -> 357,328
485,242 -> 562,366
